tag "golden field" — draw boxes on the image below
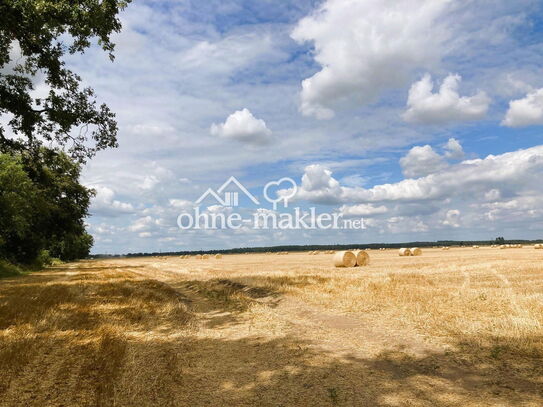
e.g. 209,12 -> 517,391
1,247 -> 542,406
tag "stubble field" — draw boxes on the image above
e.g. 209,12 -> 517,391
1,247 -> 542,406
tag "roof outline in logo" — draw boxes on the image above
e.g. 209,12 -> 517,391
195,176 -> 260,206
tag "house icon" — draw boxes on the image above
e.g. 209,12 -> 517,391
195,176 -> 260,207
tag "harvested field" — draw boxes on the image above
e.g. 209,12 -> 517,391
1,247 -> 543,406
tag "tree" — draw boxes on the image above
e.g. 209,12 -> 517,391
0,153 -> 42,262
0,149 -> 95,263
22,148 -> 95,260
0,1 -> 131,263
0,0 -> 131,162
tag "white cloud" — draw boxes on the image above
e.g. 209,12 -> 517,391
399,138 -> 464,180
402,74 -> 490,124
210,108 -> 273,145
400,145 -> 448,178
442,209 -> 461,228
339,204 -> 388,217
89,186 -> 135,217
484,189 -> 501,201
444,138 -> 464,160
502,88 -> 543,127
292,145 -> 543,205
169,199 -> 194,211
128,216 -> 158,232
292,164 -> 342,204
291,0 -> 450,119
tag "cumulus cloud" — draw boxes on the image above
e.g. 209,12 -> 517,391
291,164 -> 342,204
292,145 -> 543,205
169,199 -> 194,211
402,74 -> 490,124
400,145 -> 448,178
90,186 -> 135,217
442,209 -> 461,228
128,216 -> 159,233
502,88 -> 543,127
210,108 -> 273,145
339,204 -> 388,217
400,138 -> 464,178
291,0 -> 450,119
444,138 -> 465,160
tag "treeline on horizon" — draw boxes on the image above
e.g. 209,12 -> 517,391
94,238 -> 543,258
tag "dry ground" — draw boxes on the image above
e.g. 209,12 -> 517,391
1,247 -> 542,406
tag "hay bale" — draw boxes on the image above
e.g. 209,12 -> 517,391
353,250 -> 370,266
215,254 -> 222,259
410,247 -> 422,256
398,248 -> 411,257
472,245 -> 479,249
535,244 -> 543,249
333,251 -> 357,267
202,254 -> 209,259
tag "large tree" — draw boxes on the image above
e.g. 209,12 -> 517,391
0,0 -> 131,264
0,149 -> 95,263
0,0 -> 130,162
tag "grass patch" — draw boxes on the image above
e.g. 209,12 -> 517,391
0,260 -> 24,279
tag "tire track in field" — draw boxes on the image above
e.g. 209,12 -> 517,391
491,269 -> 523,315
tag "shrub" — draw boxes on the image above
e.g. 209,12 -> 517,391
0,260 -> 23,278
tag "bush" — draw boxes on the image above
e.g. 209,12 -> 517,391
0,260 -> 23,278
33,250 -> 53,268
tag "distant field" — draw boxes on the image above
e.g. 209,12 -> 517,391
1,247 -> 542,406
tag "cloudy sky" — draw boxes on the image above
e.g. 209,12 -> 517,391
74,0 -> 543,254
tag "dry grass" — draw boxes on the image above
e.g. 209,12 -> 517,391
1,248 -> 543,406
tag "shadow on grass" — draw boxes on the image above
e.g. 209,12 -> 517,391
0,266 -> 542,406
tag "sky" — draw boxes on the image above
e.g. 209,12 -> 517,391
67,0 -> 543,254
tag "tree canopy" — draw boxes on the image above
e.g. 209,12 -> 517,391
0,150 -> 95,263
0,0 -> 130,163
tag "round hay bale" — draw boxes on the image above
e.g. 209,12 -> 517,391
215,254 -> 222,259
202,254 -> 209,259
534,244 -> 543,249
398,248 -> 411,256
499,245 -> 507,249
333,251 -> 357,268
353,250 -> 370,266
409,247 -> 422,256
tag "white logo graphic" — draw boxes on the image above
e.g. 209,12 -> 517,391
195,176 -> 259,207
263,177 -> 297,210
178,176 -> 365,231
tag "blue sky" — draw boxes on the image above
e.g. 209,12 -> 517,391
72,0 -> 543,253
